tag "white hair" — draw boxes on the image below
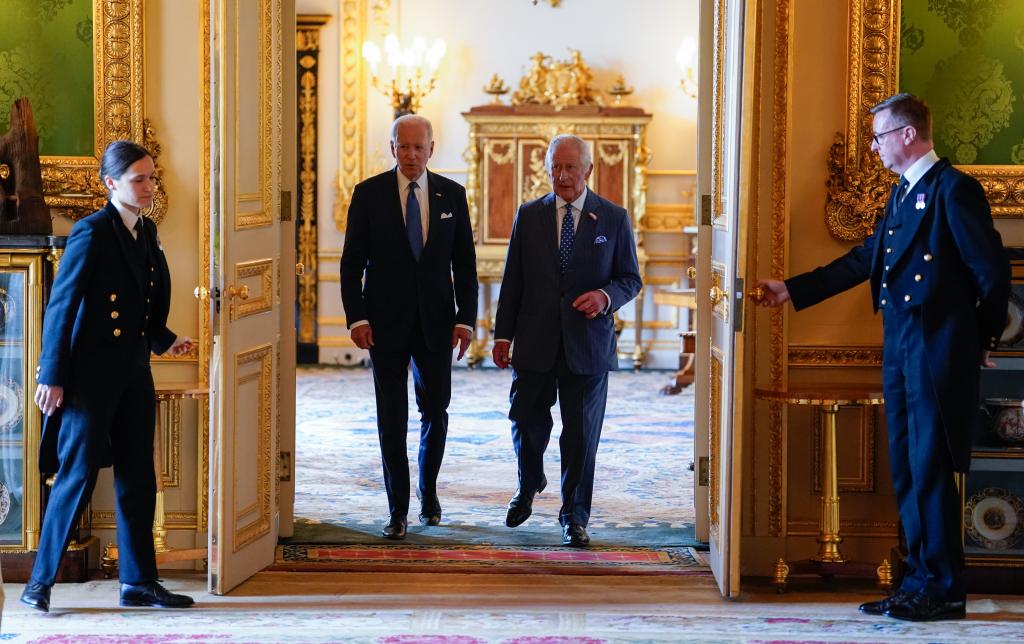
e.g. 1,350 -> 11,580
390,114 -> 433,142
544,134 -> 592,173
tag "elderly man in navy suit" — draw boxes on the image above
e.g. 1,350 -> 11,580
757,93 -> 1009,621
341,114 -> 478,540
493,134 -> 642,547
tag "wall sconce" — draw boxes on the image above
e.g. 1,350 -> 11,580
676,37 -> 697,99
362,34 -> 446,118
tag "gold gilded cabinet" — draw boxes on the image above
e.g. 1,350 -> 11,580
462,105 -> 652,366
0,237 -> 92,582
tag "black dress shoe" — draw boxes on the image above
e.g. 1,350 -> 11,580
120,581 -> 194,608
418,495 -> 442,526
884,592 -> 966,622
382,515 -> 408,540
859,591 -> 913,615
505,474 -> 547,528
418,509 -> 441,526
20,581 -> 52,612
562,523 -> 590,547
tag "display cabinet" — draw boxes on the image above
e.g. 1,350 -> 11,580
962,250 -> 1024,593
0,236 -> 91,582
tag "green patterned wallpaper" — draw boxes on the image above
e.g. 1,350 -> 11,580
0,0 -> 94,157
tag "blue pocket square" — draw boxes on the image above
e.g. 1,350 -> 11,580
594,235 -> 608,244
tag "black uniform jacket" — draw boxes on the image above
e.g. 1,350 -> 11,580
36,203 -> 176,473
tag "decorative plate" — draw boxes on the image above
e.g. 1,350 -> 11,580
0,378 -> 22,433
1002,290 -> 1024,346
0,480 -> 9,527
965,487 -> 1024,550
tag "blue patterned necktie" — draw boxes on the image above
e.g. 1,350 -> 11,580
406,182 -> 423,261
559,203 -> 574,273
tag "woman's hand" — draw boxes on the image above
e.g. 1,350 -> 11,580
35,384 -> 64,416
167,336 -> 195,357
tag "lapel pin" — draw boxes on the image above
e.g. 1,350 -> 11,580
915,193 -> 926,210
588,212 -> 597,221
435,192 -> 442,197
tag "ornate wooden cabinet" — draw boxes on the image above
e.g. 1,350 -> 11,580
462,104 -> 652,365
0,236 -> 92,582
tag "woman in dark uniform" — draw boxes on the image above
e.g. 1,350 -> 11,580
21,141 -> 195,612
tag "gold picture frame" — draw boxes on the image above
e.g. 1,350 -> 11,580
825,0 -> 1024,241
40,0 -> 165,222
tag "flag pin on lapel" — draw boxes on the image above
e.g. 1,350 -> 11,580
588,212 -> 597,221
915,193 -> 926,210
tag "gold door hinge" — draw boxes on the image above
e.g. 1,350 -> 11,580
698,456 -> 710,487
278,450 -> 292,482
280,190 -> 293,222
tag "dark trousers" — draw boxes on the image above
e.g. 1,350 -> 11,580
32,353 -> 158,585
368,322 -> 452,518
882,307 -> 965,602
509,344 -> 608,527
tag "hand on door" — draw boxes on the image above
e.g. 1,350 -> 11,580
166,336 -> 195,356
753,279 -> 790,307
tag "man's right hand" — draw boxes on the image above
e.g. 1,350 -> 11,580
351,324 -> 374,349
35,384 -> 64,416
755,279 -> 791,308
492,341 -> 511,369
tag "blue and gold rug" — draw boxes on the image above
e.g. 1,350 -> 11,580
294,367 -> 695,545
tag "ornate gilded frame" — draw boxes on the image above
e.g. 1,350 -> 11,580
40,0 -> 165,221
825,0 -> 1024,241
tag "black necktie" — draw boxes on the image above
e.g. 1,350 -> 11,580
406,183 -> 423,261
133,217 -> 143,239
896,177 -> 909,205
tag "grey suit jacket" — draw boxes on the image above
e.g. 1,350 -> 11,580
494,190 -> 642,374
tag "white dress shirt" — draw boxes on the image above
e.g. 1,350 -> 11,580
902,148 -> 940,194
111,197 -> 142,239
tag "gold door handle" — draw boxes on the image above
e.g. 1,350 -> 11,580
686,266 -> 697,280
709,285 -> 726,305
227,284 -> 250,300
747,286 -> 765,302
194,286 -> 209,301
295,262 -> 305,276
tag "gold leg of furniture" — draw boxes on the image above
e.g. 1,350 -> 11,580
876,558 -> 894,590
467,281 -> 492,367
101,542 -> 119,579
772,557 -> 790,592
631,286 -> 646,369
152,398 -> 169,553
812,403 -> 845,563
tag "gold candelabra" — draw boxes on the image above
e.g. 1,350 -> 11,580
362,34 -> 446,118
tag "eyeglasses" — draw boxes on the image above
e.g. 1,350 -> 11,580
871,124 -> 908,145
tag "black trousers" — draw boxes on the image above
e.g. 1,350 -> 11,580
32,346 -> 158,585
368,320 -> 452,518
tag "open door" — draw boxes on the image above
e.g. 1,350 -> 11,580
695,0 -> 756,598
207,0 -> 286,594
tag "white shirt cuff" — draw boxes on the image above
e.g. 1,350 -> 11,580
598,289 -> 611,315
349,319 -> 369,329
455,324 -> 474,336
494,338 -> 511,344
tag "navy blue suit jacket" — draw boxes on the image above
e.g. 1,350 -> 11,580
494,190 -> 642,375
36,203 -> 176,473
786,159 -> 1009,471
340,168 -> 478,352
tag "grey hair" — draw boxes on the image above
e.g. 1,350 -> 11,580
544,134 -> 592,173
390,114 -> 433,142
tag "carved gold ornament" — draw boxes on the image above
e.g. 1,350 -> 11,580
511,50 -> 603,110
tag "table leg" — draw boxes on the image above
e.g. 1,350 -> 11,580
812,403 -> 845,563
153,397 -> 169,553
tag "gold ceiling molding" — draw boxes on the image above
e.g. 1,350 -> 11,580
827,0 -> 1024,242
787,345 -> 883,367
42,0 -> 168,222
333,0 -> 367,232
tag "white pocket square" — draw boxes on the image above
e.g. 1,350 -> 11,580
594,235 -> 608,244
440,212 -> 454,219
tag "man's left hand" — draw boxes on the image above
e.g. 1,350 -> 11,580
982,350 -> 997,369
572,290 -> 608,319
167,336 -> 195,357
452,327 -> 472,361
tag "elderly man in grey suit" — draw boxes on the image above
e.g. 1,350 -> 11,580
492,134 -> 642,547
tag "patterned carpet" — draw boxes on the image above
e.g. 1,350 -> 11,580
294,367 -> 695,546
271,544 -> 710,576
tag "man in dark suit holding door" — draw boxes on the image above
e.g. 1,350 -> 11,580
341,114 -> 477,540
756,93 -> 1009,621
493,134 -> 642,547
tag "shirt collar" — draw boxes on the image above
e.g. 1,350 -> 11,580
396,167 -> 428,196
902,149 -> 940,191
556,187 -> 588,214
110,196 -> 141,234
